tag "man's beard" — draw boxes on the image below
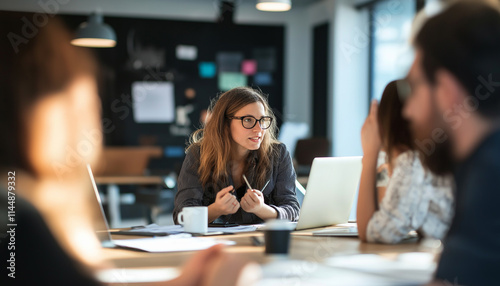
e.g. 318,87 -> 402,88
411,115 -> 456,176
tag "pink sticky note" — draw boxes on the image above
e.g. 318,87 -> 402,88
241,60 -> 257,75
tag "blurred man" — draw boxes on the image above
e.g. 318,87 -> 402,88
403,1 -> 500,285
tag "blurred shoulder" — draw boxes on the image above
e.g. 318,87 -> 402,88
394,150 -> 419,165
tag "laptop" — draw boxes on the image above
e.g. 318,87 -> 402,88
86,164 -> 124,248
86,164 -> 235,250
294,156 -> 362,233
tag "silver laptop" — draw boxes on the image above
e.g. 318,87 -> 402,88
295,156 -> 362,231
86,164 -> 117,247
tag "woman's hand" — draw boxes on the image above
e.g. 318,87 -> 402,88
240,189 -> 264,214
361,100 -> 382,158
171,244 -> 262,286
241,189 -> 277,220
171,245 -> 224,286
210,186 -> 240,216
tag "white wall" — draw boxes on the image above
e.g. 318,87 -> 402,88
331,0 -> 370,156
1,0 -> 370,156
304,0 -> 369,156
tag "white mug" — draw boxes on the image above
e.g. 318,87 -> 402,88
177,206 -> 208,233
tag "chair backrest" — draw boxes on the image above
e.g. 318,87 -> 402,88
97,147 -> 163,176
294,138 -> 330,166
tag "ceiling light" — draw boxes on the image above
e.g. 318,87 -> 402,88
71,12 -> 116,48
256,0 -> 291,12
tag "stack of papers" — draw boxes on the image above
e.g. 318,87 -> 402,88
127,224 -> 259,235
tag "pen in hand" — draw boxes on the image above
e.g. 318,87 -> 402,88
261,180 -> 270,193
242,175 -> 270,193
242,174 -> 253,191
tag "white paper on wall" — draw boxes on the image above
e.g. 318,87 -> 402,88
132,82 -> 175,123
176,45 -> 198,61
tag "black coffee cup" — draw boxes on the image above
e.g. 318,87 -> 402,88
263,219 -> 294,255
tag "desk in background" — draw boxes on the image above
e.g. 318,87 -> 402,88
95,176 -> 165,228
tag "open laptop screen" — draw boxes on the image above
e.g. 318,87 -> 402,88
86,164 -> 114,245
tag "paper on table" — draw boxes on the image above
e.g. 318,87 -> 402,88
128,224 -> 184,234
207,225 -> 259,233
312,223 -> 358,237
260,259 -> 406,286
96,267 -> 181,283
128,224 -> 259,234
325,252 -> 436,284
114,234 -> 236,252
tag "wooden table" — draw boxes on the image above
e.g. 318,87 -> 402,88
102,227 -> 425,284
95,176 -> 165,227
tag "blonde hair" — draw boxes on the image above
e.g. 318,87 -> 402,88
189,87 -> 279,189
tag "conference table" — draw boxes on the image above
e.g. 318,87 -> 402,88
102,226 -> 434,285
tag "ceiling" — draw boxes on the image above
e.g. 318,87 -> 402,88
206,0 -> 325,8
289,0 -> 325,7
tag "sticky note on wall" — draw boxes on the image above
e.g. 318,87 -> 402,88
253,48 -> 276,72
216,52 -> 243,72
218,72 -> 247,91
241,60 -> 257,75
199,62 -> 216,78
254,72 -> 272,86
164,146 -> 185,158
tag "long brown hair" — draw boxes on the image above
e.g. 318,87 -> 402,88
0,12 -> 103,270
377,80 -> 414,165
189,87 -> 279,189
0,12 -> 96,176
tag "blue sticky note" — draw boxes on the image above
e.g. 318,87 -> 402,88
254,72 -> 272,86
199,62 -> 216,78
164,146 -> 185,158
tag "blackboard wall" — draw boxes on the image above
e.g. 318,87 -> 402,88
61,14 -> 285,174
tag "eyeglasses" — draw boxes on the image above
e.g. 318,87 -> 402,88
396,79 -> 412,103
229,115 -> 273,129
396,78 -> 428,103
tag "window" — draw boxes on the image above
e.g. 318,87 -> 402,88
370,0 -> 416,100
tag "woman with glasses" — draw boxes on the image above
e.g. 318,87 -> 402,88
173,87 -> 300,224
357,80 -> 454,244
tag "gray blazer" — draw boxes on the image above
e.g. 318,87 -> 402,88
173,143 -> 300,224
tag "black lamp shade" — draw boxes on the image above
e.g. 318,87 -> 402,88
71,13 -> 116,48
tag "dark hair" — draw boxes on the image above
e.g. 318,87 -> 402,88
0,12 -> 96,174
415,1 -> 500,119
377,80 -> 414,164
